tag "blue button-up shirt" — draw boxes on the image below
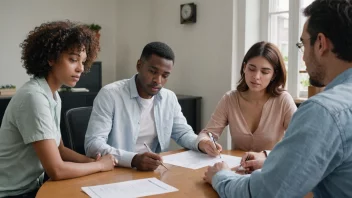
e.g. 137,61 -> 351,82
212,68 -> 352,198
85,75 -> 201,167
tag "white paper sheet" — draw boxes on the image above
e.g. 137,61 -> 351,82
163,150 -> 242,169
82,177 -> 178,198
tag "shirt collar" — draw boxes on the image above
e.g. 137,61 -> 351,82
325,68 -> 352,91
34,77 -> 58,106
128,74 -> 164,101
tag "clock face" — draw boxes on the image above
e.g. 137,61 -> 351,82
181,4 -> 192,20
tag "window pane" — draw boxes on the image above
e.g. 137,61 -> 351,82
299,73 -> 309,97
269,13 -> 289,64
269,0 -> 289,13
299,55 -> 306,71
301,0 -> 314,9
298,0 -> 314,97
269,12 -> 289,89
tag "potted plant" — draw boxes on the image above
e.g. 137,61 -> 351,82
0,84 -> 16,96
88,23 -> 102,40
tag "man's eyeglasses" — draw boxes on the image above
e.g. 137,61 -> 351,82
296,36 -> 316,53
296,42 -> 304,53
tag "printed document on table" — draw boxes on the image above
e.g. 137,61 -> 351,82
82,177 -> 178,198
163,150 -> 242,169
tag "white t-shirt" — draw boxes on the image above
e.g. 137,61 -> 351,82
135,96 -> 157,153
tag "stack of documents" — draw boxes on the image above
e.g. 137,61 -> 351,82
163,150 -> 242,169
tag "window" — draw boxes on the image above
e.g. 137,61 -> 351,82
298,0 -> 314,98
268,0 -> 289,77
261,0 -> 314,98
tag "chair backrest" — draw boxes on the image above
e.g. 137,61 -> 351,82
65,106 -> 92,155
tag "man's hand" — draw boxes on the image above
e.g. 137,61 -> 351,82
131,152 -> 163,171
236,152 -> 266,174
203,161 -> 230,184
199,139 -> 222,157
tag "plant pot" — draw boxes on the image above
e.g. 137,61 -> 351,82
0,88 -> 16,96
96,31 -> 100,40
308,85 -> 325,98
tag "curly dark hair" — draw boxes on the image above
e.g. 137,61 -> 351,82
237,41 -> 287,97
304,0 -> 352,62
20,20 -> 100,78
140,41 -> 175,63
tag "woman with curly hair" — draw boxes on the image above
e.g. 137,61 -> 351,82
0,21 -> 117,198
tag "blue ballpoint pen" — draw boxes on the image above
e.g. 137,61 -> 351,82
208,132 -> 222,159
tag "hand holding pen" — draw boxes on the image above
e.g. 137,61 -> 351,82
237,152 -> 266,174
236,154 -> 251,172
208,132 -> 222,159
130,143 -> 168,171
144,142 -> 169,170
198,132 -> 223,158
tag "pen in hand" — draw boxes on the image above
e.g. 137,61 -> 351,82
208,132 -> 222,160
143,142 -> 169,170
238,153 -> 250,171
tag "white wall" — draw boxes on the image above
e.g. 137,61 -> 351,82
155,0 -> 235,149
233,0 -> 261,90
0,0 -> 118,88
115,0 -> 155,81
115,0 -> 237,149
0,0 -> 259,150
245,0 -> 261,51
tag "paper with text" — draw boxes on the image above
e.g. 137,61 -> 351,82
163,150 -> 241,169
82,177 -> 178,198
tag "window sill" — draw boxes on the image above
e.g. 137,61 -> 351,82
294,97 -> 307,104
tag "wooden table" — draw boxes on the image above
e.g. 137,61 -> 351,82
36,150 -> 313,198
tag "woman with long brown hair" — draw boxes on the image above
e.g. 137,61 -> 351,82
199,41 -> 297,154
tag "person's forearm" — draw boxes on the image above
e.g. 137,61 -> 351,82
59,146 -> 94,163
86,138 -> 137,167
50,161 -> 102,180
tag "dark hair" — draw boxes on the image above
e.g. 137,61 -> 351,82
237,41 -> 286,97
304,0 -> 352,62
20,20 -> 100,78
140,41 -> 175,63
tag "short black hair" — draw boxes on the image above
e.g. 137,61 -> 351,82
304,0 -> 352,62
140,41 -> 175,63
20,20 -> 100,78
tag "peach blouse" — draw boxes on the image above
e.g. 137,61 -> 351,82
199,90 -> 297,151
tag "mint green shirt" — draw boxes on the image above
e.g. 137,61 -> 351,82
0,78 -> 61,197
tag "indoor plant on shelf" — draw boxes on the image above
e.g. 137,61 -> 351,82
300,75 -> 325,98
88,23 -> 102,40
0,84 -> 16,96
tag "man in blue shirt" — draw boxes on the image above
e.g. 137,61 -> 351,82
85,42 -> 220,171
203,0 -> 352,197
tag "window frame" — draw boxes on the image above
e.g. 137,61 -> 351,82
261,0 -> 304,99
